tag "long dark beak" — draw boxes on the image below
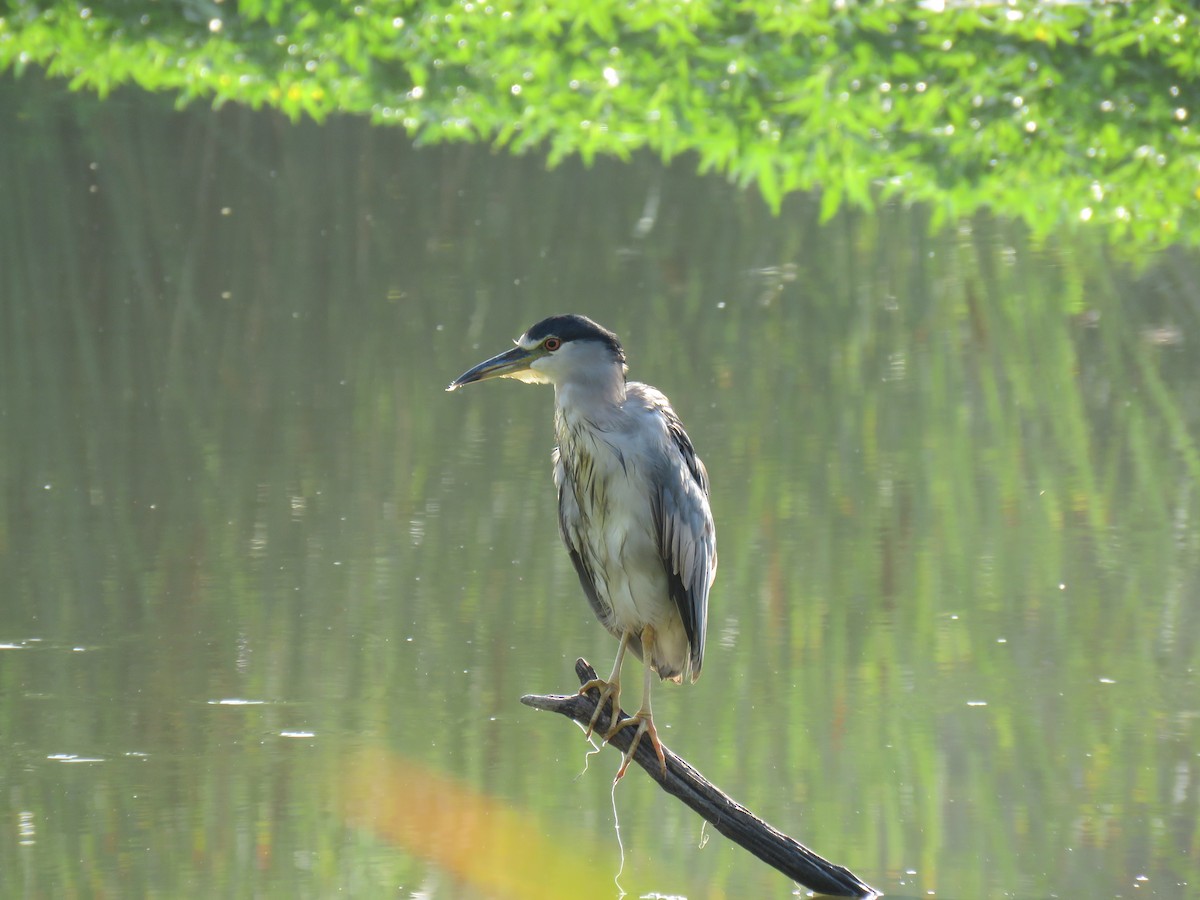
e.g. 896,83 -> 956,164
446,345 -> 538,391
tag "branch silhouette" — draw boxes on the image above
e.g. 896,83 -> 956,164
520,658 -> 879,899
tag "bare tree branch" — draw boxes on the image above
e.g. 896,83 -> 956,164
520,658 -> 879,899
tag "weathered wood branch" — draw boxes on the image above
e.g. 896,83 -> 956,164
520,659 -> 878,899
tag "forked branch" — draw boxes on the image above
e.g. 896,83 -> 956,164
519,658 -> 879,899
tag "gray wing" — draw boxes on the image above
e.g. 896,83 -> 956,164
654,411 -> 717,681
553,446 -> 616,634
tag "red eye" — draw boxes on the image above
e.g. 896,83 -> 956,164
544,338 -> 561,351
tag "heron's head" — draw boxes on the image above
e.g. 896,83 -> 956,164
447,315 -> 627,392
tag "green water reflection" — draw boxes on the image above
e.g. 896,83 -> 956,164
1,80 -> 1198,898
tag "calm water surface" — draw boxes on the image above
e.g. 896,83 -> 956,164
1,79 -> 1198,898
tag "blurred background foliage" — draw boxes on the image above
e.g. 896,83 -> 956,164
2,0 -> 1198,249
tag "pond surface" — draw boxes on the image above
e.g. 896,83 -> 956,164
1,79 -> 1198,899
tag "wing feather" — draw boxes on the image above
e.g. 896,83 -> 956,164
654,411 -> 717,681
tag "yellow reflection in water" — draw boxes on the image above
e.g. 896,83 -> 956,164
339,748 -> 634,900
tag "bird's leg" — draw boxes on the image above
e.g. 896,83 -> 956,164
609,625 -> 667,780
579,630 -> 630,739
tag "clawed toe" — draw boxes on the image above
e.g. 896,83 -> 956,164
609,711 -> 666,780
578,677 -> 621,738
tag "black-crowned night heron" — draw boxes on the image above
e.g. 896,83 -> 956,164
448,314 -> 717,777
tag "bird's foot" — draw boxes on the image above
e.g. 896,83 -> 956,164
578,677 -> 621,739
608,711 -> 666,780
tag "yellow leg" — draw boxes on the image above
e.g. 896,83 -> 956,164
579,630 -> 630,739
608,625 -> 667,780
